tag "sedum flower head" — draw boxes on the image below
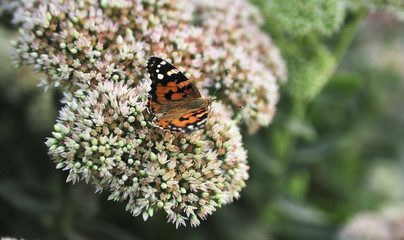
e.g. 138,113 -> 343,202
339,205 -> 404,240
4,0 -> 285,227
285,43 -> 336,102
381,205 -> 404,240
6,0 -> 286,133
345,0 -> 404,20
260,0 -> 345,37
46,80 -> 249,227
338,213 -> 392,240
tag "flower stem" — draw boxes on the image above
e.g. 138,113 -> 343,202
333,10 -> 368,63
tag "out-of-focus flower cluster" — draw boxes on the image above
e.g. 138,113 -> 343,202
2,0 -> 284,227
285,42 -> 336,103
345,0 -> 404,20
339,213 -> 393,240
0,237 -> 24,240
263,0 -> 346,37
339,205 -> 404,240
339,160 -> 404,240
254,0 -> 404,38
252,0 -> 404,104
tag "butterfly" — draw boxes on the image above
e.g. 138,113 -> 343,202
146,57 -> 214,134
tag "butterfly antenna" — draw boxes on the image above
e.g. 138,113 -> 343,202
212,70 -> 229,100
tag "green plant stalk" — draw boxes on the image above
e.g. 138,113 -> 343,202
333,10 -> 368,63
269,10 -> 368,195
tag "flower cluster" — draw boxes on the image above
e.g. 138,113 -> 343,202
191,0 -> 286,133
46,80 -> 248,227
263,0 -> 345,37
339,205 -> 404,240
7,0 -> 285,133
338,213 -> 393,240
285,42 -> 336,102
4,0 -> 285,226
345,0 -> 404,20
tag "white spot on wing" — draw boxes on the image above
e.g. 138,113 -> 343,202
161,61 -> 167,65
197,119 -> 207,125
167,69 -> 179,76
157,74 -> 164,80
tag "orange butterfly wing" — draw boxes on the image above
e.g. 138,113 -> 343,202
146,57 -> 211,134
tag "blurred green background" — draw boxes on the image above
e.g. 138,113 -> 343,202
1,1 -> 404,240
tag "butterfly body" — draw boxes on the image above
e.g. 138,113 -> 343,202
146,57 -> 213,134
